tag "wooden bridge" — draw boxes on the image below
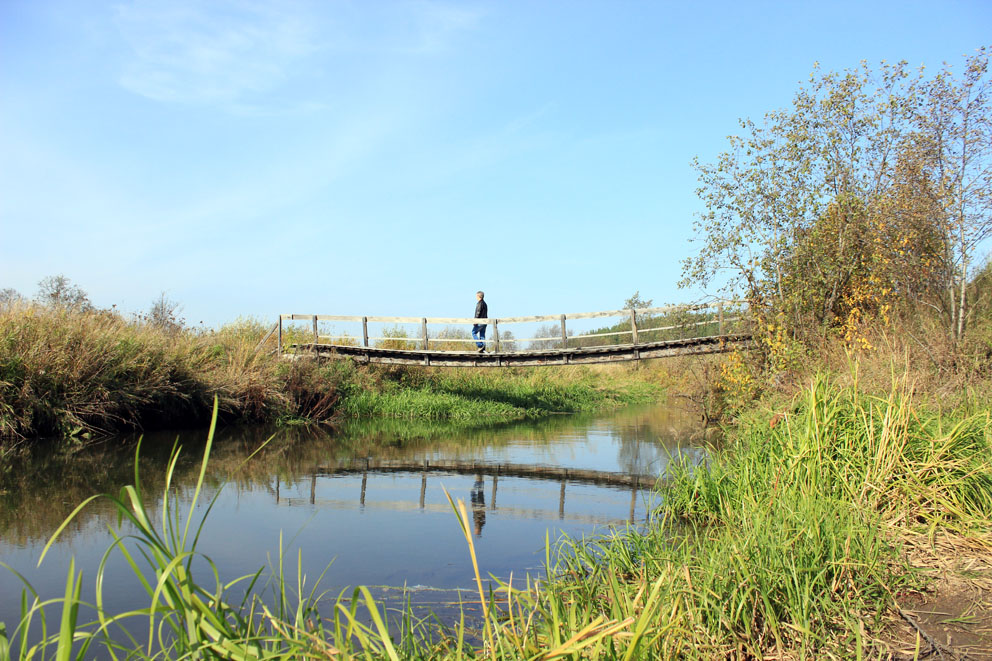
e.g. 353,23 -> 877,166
264,300 -> 751,367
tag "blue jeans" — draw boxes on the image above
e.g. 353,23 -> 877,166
472,324 -> 487,348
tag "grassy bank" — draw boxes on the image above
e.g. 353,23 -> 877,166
338,365 -> 663,422
0,302 -> 664,443
4,375 -> 989,659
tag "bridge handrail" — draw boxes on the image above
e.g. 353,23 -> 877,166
280,300 -> 746,326
272,300 -> 749,355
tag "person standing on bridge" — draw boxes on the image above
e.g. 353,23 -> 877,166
472,291 -> 488,353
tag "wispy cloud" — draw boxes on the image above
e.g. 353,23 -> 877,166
113,0 -> 485,109
114,0 -> 321,105
403,1 -> 486,54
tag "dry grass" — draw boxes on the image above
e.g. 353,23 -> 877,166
0,303 -> 347,440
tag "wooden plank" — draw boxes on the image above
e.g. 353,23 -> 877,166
315,315 -> 365,322
254,322 -> 279,352
491,313 -> 565,324
420,317 -> 491,325
365,315 -> 424,323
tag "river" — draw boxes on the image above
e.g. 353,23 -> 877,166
0,403 -> 712,640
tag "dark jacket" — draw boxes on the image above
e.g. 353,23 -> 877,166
475,299 -> 488,320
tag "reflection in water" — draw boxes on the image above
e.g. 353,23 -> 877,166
471,474 -> 486,536
0,402 -> 713,633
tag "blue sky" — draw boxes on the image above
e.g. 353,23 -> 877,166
1,1 -> 990,327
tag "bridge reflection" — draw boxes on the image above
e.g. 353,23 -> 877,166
274,467 -> 652,535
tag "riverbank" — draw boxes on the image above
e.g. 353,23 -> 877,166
0,302 -> 665,444
4,373 -> 989,659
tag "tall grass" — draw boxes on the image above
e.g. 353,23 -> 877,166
0,303 -> 354,440
545,373 -> 992,658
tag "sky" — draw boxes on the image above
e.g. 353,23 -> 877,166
1,0 -> 990,327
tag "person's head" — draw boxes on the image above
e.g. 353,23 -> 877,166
476,291 -> 484,300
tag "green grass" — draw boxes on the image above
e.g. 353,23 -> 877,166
338,366 -> 663,421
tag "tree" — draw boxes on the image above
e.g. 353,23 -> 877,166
499,329 -> 518,352
624,291 -> 653,310
0,288 -> 22,307
147,292 -> 184,333
908,47 -> 992,339
681,54 -> 990,344
36,275 -> 92,310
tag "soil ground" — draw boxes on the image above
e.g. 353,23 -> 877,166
878,537 -> 992,660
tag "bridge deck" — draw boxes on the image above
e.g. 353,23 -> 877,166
291,333 -> 751,366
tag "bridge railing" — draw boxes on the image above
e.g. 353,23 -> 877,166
273,300 -> 747,354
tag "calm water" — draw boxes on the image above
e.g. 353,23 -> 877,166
0,404 -> 710,632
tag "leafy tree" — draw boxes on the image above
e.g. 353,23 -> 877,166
36,275 -> 92,310
624,291 -> 653,310
906,47 -> 992,338
682,50 -> 990,344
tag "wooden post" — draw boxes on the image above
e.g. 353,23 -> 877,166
560,314 -> 568,349
493,319 -> 500,353
558,479 -> 566,519
277,316 -> 283,355
630,309 -> 638,346
312,315 -> 318,347
419,472 -> 427,509
310,474 -> 316,505
422,318 -> 429,350
360,472 -> 367,507
362,317 -> 369,347
718,301 -> 725,335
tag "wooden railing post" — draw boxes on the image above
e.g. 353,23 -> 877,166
312,315 -> 318,347
277,316 -> 283,355
560,314 -> 568,349
493,319 -> 500,353
422,318 -> 429,350
362,317 -> 369,347
718,301 -> 725,335
630,309 -> 638,346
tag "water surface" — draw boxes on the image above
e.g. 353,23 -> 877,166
0,404 -> 710,631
